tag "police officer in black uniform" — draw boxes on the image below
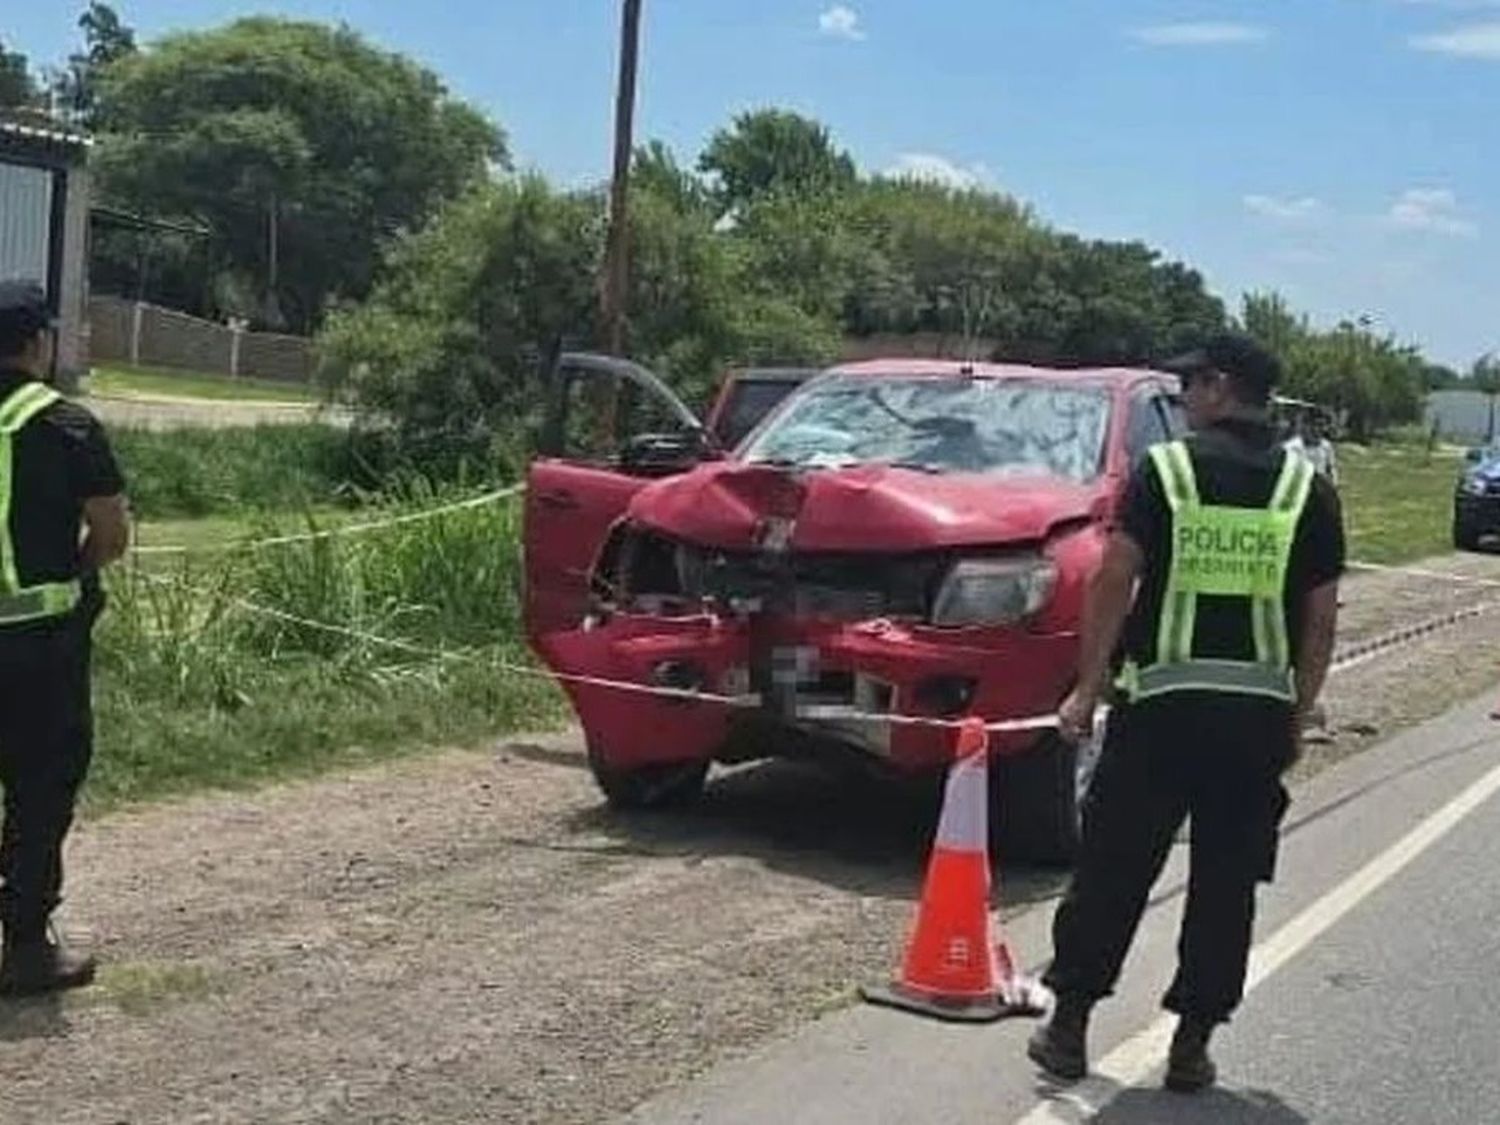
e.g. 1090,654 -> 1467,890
1027,332 -> 1344,1092
0,281 -> 129,996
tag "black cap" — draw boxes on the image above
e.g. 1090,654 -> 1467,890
1161,331 -> 1281,398
0,281 -> 54,339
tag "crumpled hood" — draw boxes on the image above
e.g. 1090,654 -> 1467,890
629,460 -> 1100,552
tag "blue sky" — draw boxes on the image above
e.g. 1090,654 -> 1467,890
11,1 -> 1499,367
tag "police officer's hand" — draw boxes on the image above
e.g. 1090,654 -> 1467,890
1058,687 -> 1098,744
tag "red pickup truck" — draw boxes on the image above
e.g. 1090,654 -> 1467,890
522,353 -> 1186,861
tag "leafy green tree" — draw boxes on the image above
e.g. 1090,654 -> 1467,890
1240,290 -> 1306,357
94,18 -> 505,331
1469,353 -> 1500,394
0,39 -> 38,110
53,3 -> 136,126
319,177 -> 596,451
319,167 -> 839,459
1421,363 -> 1461,391
699,109 -> 856,216
633,140 -> 712,217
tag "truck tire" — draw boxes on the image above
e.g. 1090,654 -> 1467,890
586,740 -> 709,810
993,727 -> 1104,866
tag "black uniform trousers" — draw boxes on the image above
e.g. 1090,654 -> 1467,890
0,606 -> 95,941
1043,693 -> 1292,1024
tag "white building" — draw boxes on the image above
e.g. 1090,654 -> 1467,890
0,118 -> 92,389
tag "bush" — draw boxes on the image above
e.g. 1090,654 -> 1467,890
111,423 -> 519,520
90,491 -> 556,806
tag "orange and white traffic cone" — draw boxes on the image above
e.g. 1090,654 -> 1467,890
860,718 -> 1047,1023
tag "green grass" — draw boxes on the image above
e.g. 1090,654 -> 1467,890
88,961 -> 222,1016
89,491 -> 565,811
89,364 -> 322,404
112,424 -> 386,520
134,510 -> 354,553
1338,441 -> 1463,564
112,423 -> 513,522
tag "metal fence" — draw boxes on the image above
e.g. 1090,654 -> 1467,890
88,295 -> 314,383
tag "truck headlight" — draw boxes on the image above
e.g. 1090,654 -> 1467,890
931,556 -> 1058,628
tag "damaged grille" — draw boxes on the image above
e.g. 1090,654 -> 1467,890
605,528 -> 946,621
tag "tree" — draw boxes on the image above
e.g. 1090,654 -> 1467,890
698,109 -> 856,216
1421,363 -> 1461,392
1470,353 -> 1500,394
633,140 -> 712,217
1240,291 -> 1306,358
53,2 -> 137,127
0,38 -> 38,110
319,169 -> 838,460
94,18 -> 506,332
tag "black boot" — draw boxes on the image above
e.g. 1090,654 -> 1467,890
0,928 -> 97,998
1027,993 -> 1092,1081
1164,1016 -> 1218,1093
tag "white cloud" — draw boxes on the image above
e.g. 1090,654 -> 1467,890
1386,188 -> 1479,236
1244,194 -> 1325,221
818,5 -> 865,41
1410,22 -> 1500,56
1128,22 -> 1269,46
885,153 -> 995,190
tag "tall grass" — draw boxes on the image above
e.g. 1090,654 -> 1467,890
111,425 -> 376,519
89,492 -> 563,809
110,423 -> 524,521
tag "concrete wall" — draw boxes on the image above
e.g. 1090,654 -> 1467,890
1425,390 -> 1497,446
88,296 -> 314,383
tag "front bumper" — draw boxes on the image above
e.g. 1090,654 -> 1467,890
1455,491 -> 1500,534
535,613 -> 1076,775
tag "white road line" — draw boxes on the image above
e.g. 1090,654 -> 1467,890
1014,748 -> 1500,1124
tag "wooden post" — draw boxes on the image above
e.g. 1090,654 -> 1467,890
600,0 -> 643,357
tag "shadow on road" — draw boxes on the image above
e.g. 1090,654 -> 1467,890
561,756 -> 1072,909
1089,1086 -> 1308,1124
0,994 -> 69,1043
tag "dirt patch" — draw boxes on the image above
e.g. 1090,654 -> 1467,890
2,552 -> 1499,1124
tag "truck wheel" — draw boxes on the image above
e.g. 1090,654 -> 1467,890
993,726 -> 1104,867
586,740 -> 709,810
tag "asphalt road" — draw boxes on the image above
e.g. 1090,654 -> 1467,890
623,688 -> 1500,1124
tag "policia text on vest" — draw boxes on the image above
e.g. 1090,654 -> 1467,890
1174,524 -> 1283,589
1117,440 -> 1314,704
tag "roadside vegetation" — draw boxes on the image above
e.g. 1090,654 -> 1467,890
92,422 -> 558,811
1338,439 -> 1464,565
89,365 -> 323,404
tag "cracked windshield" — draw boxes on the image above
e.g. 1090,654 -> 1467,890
743,376 -> 1111,481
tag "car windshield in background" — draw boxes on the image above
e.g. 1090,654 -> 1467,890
741,375 -> 1112,482
715,379 -> 806,449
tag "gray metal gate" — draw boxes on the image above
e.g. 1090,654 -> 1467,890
0,162 -> 55,290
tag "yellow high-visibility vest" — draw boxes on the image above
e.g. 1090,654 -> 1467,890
0,382 -> 82,626
1116,440 -> 1315,704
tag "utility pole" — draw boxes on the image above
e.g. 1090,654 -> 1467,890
600,0 -> 642,356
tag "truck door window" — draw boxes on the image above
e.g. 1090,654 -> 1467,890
560,373 -> 693,466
